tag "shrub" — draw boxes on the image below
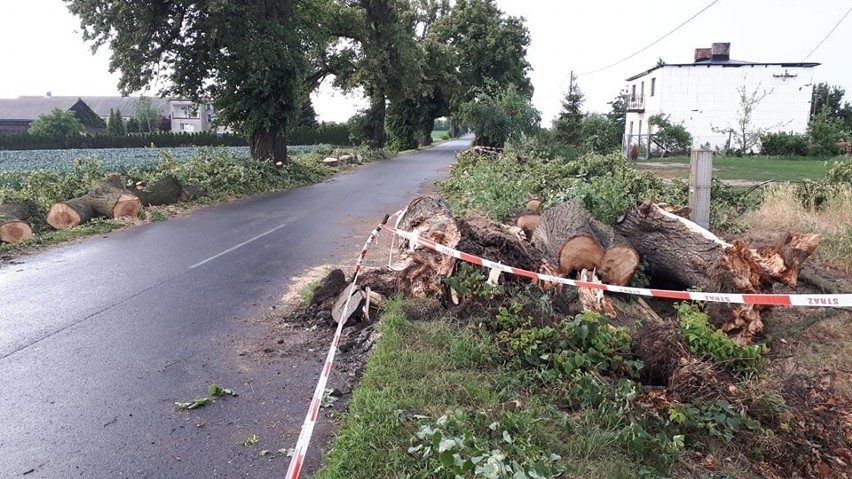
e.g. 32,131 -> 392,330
759,132 -> 809,156
648,114 -> 692,155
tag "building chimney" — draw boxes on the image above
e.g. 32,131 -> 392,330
694,48 -> 712,62
711,42 -> 730,61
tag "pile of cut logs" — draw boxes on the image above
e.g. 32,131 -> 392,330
0,174 -> 204,244
330,195 -> 820,345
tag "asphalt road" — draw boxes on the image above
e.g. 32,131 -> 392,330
0,137 -> 469,478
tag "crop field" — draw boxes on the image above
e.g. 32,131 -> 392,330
0,145 -> 319,173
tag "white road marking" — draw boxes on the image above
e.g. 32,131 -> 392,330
190,222 -> 290,269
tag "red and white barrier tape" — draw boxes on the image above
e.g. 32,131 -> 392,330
285,214 -> 392,479
380,224 -> 852,308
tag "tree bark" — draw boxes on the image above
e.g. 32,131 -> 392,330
46,198 -> 95,229
250,129 -> 288,163
614,201 -> 820,343
367,95 -> 387,149
131,176 -> 184,206
85,182 -> 142,219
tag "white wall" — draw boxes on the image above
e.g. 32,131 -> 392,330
625,64 -> 816,153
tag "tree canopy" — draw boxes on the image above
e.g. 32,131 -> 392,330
28,109 -> 86,138
66,0 -> 328,162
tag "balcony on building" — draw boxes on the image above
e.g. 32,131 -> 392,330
627,95 -> 645,112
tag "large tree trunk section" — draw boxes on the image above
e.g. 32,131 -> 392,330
131,176 -> 183,206
532,201 -> 640,286
394,196 -> 461,297
614,201 -> 820,343
0,202 -> 37,243
46,198 -> 95,230
85,183 -> 142,219
250,130 -> 287,163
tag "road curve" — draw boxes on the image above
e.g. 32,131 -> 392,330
0,138 -> 469,478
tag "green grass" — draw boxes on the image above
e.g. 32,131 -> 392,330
313,298 -> 638,479
431,129 -> 450,142
633,155 -> 836,182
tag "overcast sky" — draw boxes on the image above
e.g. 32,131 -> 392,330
1,0 -> 850,124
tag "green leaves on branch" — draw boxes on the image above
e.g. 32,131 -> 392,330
676,303 -> 768,373
459,84 -> 540,148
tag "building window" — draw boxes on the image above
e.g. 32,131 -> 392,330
650,78 -> 656,97
631,84 -> 636,101
180,122 -> 195,133
638,120 -> 643,138
640,81 -> 645,100
629,121 -> 634,134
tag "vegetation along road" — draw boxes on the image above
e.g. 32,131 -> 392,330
0,138 -> 469,478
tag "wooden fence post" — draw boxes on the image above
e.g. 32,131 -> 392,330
689,149 -> 713,228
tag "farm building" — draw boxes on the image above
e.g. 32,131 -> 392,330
0,94 -> 217,134
0,95 -> 105,134
623,42 -> 819,158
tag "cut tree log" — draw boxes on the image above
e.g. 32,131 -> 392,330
0,202 -> 37,243
131,176 -> 183,206
85,182 -> 142,219
614,200 -> 820,343
514,213 -> 539,240
46,197 -> 95,230
558,235 -> 605,276
533,200 -> 640,285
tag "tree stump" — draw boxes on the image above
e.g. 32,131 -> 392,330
395,196 -> 461,297
46,198 -> 95,230
0,202 -> 37,243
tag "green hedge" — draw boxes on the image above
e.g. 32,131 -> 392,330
0,123 -> 353,150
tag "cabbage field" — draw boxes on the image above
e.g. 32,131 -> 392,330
0,145 -> 320,173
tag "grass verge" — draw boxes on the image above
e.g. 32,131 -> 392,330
313,297 -> 639,479
632,155 -> 835,181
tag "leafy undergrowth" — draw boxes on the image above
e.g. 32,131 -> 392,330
0,145 -> 393,254
316,271 -> 851,478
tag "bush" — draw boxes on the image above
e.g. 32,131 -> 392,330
648,114 -> 692,155
807,106 -> 846,156
759,132 -> 809,156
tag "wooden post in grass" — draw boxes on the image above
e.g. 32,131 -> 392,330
689,149 -> 713,229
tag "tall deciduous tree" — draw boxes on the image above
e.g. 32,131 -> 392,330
811,82 -> 852,130
133,97 -> 162,133
28,108 -> 86,138
433,0 -> 532,106
66,0 -> 327,162
331,0 -> 423,148
459,84 -> 540,148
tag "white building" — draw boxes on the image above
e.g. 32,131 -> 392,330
623,43 -> 819,158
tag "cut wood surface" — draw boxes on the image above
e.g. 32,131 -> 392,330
86,182 -> 142,219
533,201 -> 639,285
0,202 -> 37,243
0,218 -> 32,243
46,198 -> 95,230
599,245 -> 641,286
558,235 -> 605,276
